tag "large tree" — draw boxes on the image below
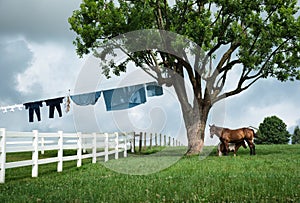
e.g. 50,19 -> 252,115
69,0 -> 300,154
256,115 -> 290,144
292,126 -> 300,144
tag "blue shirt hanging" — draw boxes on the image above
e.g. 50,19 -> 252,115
70,91 -> 101,106
103,84 -> 146,111
146,82 -> 163,97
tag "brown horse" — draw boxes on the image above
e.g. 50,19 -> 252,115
217,141 -> 247,156
209,124 -> 256,155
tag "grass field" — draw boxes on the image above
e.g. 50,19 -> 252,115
0,144 -> 299,202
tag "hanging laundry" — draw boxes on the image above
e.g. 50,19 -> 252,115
146,82 -> 163,97
70,91 -> 101,106
103,84 -> 146,111
45,97 -> 64,118
24,101 -> 43,122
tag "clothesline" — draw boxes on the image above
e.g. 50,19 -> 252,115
0,82 -> 163,123
0,104 -> 24,113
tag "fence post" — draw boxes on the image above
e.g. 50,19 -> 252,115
150,133 -> 152,149
124,133 -> 127,158
92,133 -> 97,164
104,133 -> 109,162
82,134 -> 87,153
160,133 -> 162,146
57,131 -> 63,172
0,128 -> 6,183
77,132 -> 82,167
143,132 -> 147,150
139,132 -> 142,152
41,136 -> 45,155
132,132 -> 135,153
32,130 -> 39,177
115,132 -> 119,160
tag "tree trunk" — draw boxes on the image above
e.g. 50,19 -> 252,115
186,120 -> 204,155
185,105 -> 210,155
171,63 -> 212,155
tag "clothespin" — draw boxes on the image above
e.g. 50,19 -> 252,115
65,89 -> 71,113
16,104 -> 23,111
9,106 -> 15,112
2,107 -> 7,113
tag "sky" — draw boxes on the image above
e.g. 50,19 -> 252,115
0,0 -> 299,146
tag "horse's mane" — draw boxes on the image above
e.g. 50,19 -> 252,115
214,125 -> 229,131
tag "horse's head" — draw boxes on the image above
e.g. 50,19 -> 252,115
209,124 -> 217,138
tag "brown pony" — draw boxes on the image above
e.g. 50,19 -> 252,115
209,124 -> 256,155
217,141 -> 247,156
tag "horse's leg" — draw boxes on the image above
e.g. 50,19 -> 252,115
217,143 -> 222,156
245,139 -> 253,155
246,139 -> 256,155
233,146 -> 237,157
245,129 -> 256,155
219,143 -> 223,156
234,142 -> 243,156
223,141 -> 229,156
252,141 -> 256,155
249,140 -> 256,155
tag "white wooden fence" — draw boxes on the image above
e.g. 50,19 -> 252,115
0,128 -> 133,183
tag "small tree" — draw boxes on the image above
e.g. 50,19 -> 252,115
257,116 -> 290,144
292,126 -> 300,144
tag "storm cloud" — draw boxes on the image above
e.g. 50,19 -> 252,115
0,0 -> 81,43
0,38 -> 33,104
0,0 -> 299,141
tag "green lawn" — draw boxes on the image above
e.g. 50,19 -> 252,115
0,145 -> 299,202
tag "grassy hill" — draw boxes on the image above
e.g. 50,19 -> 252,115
0,144 -> 299,202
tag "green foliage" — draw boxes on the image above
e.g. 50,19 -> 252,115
68,0 -> 300,82
0,145 -> 299,202
292,126 -> 300,144
257,115 -> 291,144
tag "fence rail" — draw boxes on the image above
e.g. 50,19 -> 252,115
0,129 -> 133,183
0,128 -> 182,183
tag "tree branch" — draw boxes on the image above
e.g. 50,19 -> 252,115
209,42 -> 240,83
200,41 -> 226,75
212,36 -> 292,104
210,6 -> 223,27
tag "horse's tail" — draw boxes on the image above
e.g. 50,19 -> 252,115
249,126 -> 259,131
248,126 -> 259,138
253,130 -> 258,138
